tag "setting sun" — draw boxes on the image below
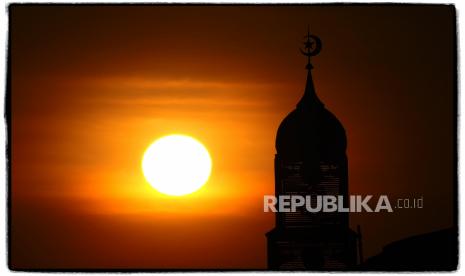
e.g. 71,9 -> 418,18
141,134 -> 212,196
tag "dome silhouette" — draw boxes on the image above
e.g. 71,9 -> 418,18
275,53 -> 347,187
275,77 -> 347,162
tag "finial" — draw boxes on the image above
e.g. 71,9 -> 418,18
300,25 -> 322,70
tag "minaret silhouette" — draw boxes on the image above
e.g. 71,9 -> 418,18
266,28 -> 358,270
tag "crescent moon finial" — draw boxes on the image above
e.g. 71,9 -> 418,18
300,26 -> 322,69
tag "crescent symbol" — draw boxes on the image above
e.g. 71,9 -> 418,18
300,35 -> 322,57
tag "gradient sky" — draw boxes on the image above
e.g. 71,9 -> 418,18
10,5 -> 455,269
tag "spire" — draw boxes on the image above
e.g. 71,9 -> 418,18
297,26 -> 324,109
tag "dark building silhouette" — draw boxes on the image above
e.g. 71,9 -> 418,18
361,228 -> 458,271
266,29 -> 358,270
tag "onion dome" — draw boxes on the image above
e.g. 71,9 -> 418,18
276,29 -> 347,162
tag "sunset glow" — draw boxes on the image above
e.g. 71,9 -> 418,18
10,5 -> 455,270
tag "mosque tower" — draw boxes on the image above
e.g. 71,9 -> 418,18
266,28 -> 358,270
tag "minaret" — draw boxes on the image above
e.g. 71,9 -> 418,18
266,28 -> 357,270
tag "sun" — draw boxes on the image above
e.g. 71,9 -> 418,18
142,134 -> 212,196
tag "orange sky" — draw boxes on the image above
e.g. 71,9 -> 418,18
10,5 -> 456,269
